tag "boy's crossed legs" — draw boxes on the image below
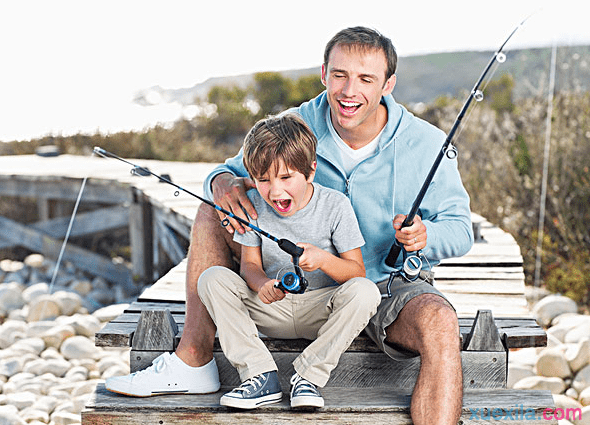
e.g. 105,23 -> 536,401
198,266 -> 380,409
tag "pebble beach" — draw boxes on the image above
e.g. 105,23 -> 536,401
1,253 -> 589,425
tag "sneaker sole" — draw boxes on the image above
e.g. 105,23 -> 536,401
291,395 -> 324,408
106,384 -> 221,397
220,392 -> 282,409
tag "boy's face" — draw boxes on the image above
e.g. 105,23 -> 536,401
321,44 -> 396,142
254,160 -> 316,217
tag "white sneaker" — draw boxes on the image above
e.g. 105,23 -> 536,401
105,352 -> 220,397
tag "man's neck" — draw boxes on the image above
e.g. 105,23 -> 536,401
332,104 -> 388,150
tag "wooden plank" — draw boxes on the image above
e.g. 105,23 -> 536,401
129,194 -> 154,285
95,312 -> 546,350
0,215 -> 132,285
213,350 -> 506,390
446,293 -> 530,317
435,279 -> 524,295
0,175 -> 132,203
83,385 -> 557,425
154,214 -> 187,264
29,205 -> 130,239
433,266 -> 525,280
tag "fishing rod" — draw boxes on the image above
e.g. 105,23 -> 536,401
93,147 -> 307,294
384,14 -> 534,271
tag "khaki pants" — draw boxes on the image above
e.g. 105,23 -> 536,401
198,266 -> 381,387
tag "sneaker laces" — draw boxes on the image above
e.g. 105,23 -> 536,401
131,352 -> 172,377
290,373 -> 320,398
230,374 -> 266,396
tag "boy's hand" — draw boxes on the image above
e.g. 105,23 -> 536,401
258,279 -> 286,304
296,243 -> 327,272
211,173 -> 257,234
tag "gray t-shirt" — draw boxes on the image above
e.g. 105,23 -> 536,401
234,182 -> 365,290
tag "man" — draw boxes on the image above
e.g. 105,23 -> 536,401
107,26 -> 473,425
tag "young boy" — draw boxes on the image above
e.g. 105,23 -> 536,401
197,113 -> 381,409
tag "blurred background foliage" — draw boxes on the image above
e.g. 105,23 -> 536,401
1,67 -> 588,303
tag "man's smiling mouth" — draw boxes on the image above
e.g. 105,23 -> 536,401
339,100 -> 361,114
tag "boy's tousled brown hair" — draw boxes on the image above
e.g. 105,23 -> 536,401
243,114 -> 317,180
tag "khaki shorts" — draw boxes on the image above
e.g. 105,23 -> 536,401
364,271 -> 454,361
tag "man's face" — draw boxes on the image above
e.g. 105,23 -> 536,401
321,44 -> 396,143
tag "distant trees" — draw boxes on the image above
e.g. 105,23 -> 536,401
193,71 -> 324,145
417,90 -> 590,303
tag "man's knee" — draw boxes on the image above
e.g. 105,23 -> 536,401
190,203 -> 240,271
416,296 -> 459,349
386,293 -> 459,353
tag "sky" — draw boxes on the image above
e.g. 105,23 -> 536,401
1,0 -> 588,142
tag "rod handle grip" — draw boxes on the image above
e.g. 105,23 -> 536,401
278,239 -> 304,258
385,242 -> 402,268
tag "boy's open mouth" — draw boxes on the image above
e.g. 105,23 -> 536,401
273,199 -> 292,213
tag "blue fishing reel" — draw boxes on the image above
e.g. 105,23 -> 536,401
274,256 -> 308,294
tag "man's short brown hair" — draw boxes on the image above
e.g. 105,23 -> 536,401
324,26 -> 397,80
243,114 -> 317,180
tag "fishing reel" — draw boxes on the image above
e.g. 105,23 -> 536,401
384,242 -> 427,298
274,257 -> 308,294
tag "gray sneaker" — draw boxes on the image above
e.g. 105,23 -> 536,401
220,371 -> 282,409
290,373 -> 324,408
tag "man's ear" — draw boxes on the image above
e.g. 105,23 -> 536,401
321,64 -> 327,86
382,74 -> 396,96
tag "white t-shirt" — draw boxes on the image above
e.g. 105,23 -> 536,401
326,109 -> 383,177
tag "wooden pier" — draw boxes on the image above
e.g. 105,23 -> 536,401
0,153 -> 556,424
0,153 -> 216,287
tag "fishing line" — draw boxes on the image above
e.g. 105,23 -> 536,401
533,40 -> 557,296
93,147 -> 307,293
39,156 -> 94,319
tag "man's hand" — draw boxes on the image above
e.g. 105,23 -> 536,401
211,173 -> 257,234
393,214 -> 427,252
258,280 -> 286,304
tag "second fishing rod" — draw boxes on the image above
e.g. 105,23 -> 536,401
93,147 -> 308,294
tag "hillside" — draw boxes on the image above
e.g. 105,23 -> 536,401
133,45 -> 590,107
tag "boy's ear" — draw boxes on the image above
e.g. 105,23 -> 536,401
307,161 -> 317,182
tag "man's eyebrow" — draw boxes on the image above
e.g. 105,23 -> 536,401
329,67 -> 379,80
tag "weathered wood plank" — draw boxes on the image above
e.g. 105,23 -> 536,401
154,215 -> 187,264
0,215 -> 132,285
0,175 -> 133,203
129,194 -> 154,284
95,312 -> 546,351
433,266 -> 525,280
83,385 -> 557,425
29,205 -> 130,239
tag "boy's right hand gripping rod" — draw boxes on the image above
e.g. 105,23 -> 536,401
384,15 -> 532,268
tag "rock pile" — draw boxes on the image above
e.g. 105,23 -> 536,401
510,293 -> 590,425
0,254 -> 135,425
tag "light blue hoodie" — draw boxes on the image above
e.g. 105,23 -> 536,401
203,92 -> 474,283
